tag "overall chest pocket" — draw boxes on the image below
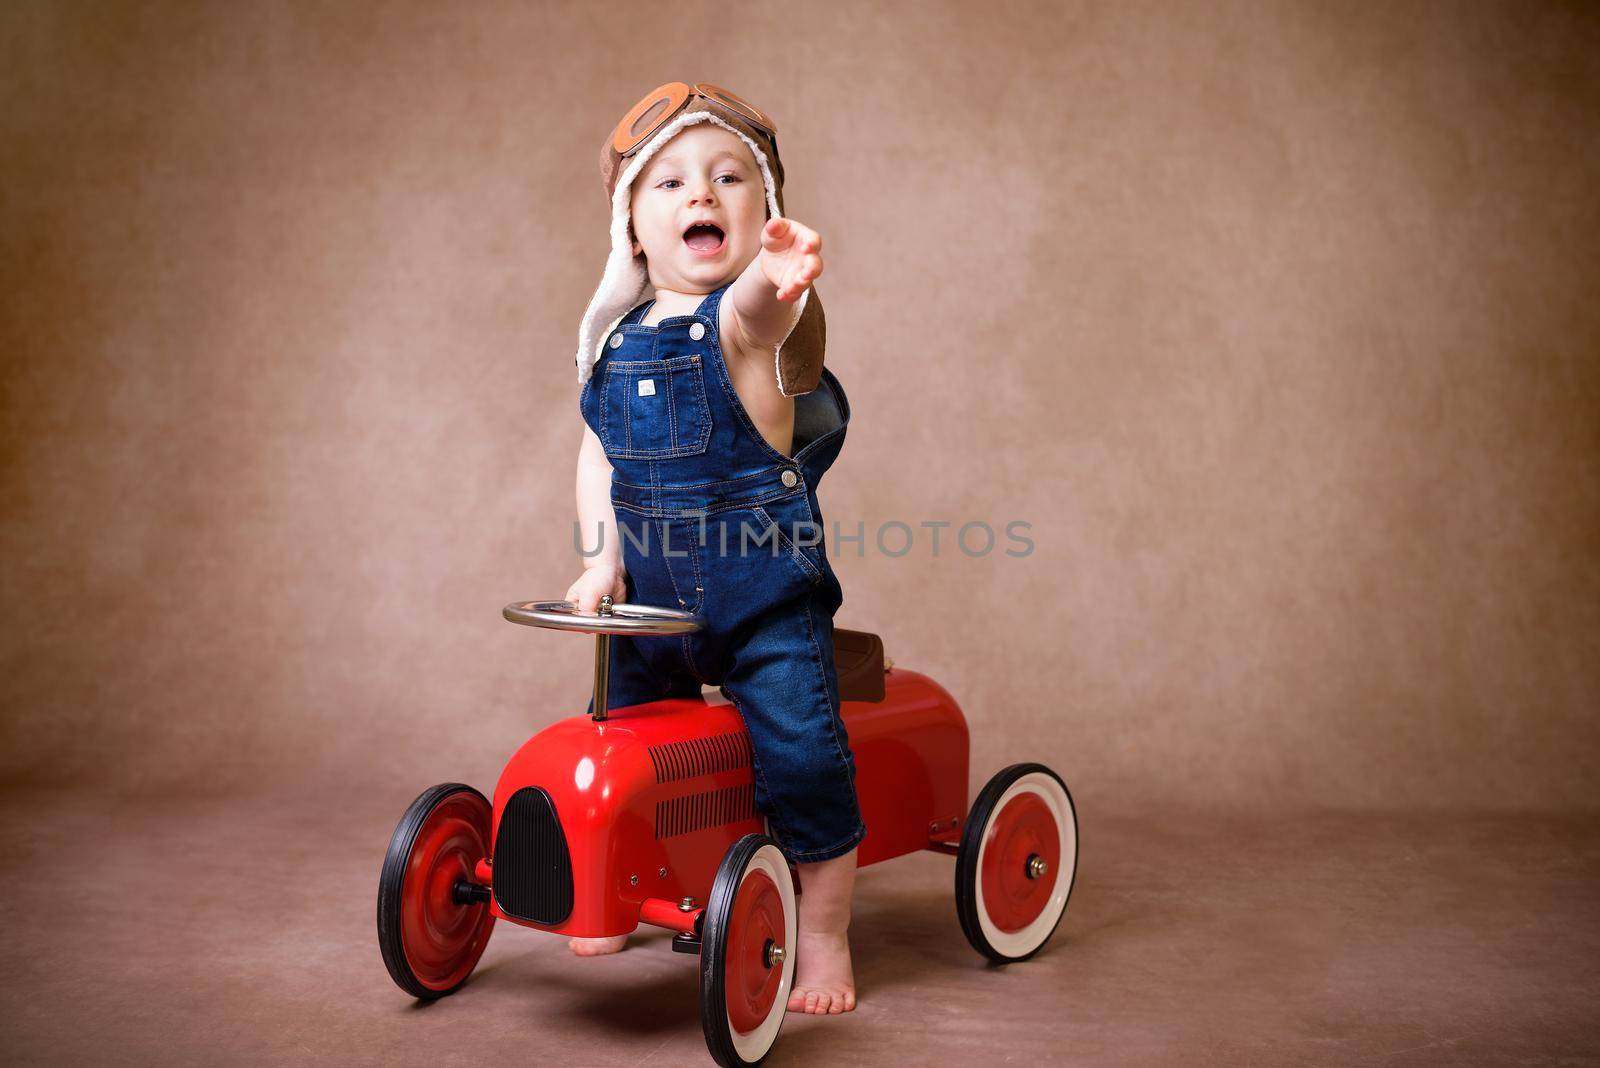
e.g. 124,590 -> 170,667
598,354 -> 713,460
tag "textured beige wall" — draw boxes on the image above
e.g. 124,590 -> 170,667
2,0 -> 1596,813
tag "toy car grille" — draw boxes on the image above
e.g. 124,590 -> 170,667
648,731 -> 753,784
654,783 -> 758,838
492,786 -> 575,925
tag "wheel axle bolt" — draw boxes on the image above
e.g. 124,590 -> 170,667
765,941 -> 785,968
679,896 -> 697,912
1027,855 -> 1048,879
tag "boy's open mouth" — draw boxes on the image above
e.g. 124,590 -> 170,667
683,222 -> 726,255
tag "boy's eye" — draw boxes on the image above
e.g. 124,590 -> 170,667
655,175 -> 740,190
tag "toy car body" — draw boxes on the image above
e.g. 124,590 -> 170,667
380,616 -> 1078,1068
486,631 -> 966,937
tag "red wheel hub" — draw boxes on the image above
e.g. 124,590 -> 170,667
401,793 -> 495,991
724,869 -> 785,1034
980,791 -> 1061,933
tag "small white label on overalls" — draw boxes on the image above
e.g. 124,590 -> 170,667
637,378 -> 656,397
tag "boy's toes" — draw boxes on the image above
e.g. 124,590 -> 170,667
787,987 -> 821,1014
568,934 -> 628,956
786,985 -> 855,1014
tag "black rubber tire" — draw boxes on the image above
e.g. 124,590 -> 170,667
700,833 -> 795,1068
377,782 -> 494,999
955,763 -> 1078,964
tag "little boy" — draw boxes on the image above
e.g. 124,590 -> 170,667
563,83 -> 861,1016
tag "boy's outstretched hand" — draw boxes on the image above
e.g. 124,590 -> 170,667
759,217 -> 823,302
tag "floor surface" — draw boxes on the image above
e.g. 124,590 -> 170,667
2,787 -> 1596,1066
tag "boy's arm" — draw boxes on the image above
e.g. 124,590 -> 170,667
576,424 -> 623,577
726,216 -> 823,358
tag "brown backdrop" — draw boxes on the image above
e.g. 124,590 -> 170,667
3,0 -> 1597,816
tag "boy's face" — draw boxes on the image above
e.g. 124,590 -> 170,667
628,122 -> 767,293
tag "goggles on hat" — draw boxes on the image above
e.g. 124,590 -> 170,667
610,81 -> 777,158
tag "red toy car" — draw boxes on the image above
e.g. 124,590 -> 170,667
378,597 -> 1079,1067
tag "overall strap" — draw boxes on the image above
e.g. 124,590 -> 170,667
624,297 -> 655,326
694,282 -> 733,322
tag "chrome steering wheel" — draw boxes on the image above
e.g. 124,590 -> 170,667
502,596 -> 703,721
502,596 -> 703,636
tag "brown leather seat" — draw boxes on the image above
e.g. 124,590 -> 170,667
833,627 -> 886,702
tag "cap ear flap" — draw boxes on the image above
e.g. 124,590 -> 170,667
775,287 -> 826,396
600,136 -> 620,202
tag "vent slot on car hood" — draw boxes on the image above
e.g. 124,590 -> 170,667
648,731 -> 753,784
655,783 -> 759,839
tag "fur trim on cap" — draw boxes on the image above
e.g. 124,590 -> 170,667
574,109 -> 813,396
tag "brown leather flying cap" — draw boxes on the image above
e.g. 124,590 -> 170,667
600,82 -> 786,213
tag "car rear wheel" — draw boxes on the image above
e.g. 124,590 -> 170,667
956,763 -> 1077,963
700,834 -> 797,1067
377,783 -> 496,999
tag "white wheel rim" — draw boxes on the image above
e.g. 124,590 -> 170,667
973,772 -> 1077,957
728,843 -> 796,1062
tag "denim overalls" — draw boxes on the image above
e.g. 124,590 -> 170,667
578,281 -> 865,864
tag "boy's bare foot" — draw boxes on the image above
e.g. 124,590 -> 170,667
786,928 -> 856,1014
785,846 -> 859,1014
568,935 -> 628,956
